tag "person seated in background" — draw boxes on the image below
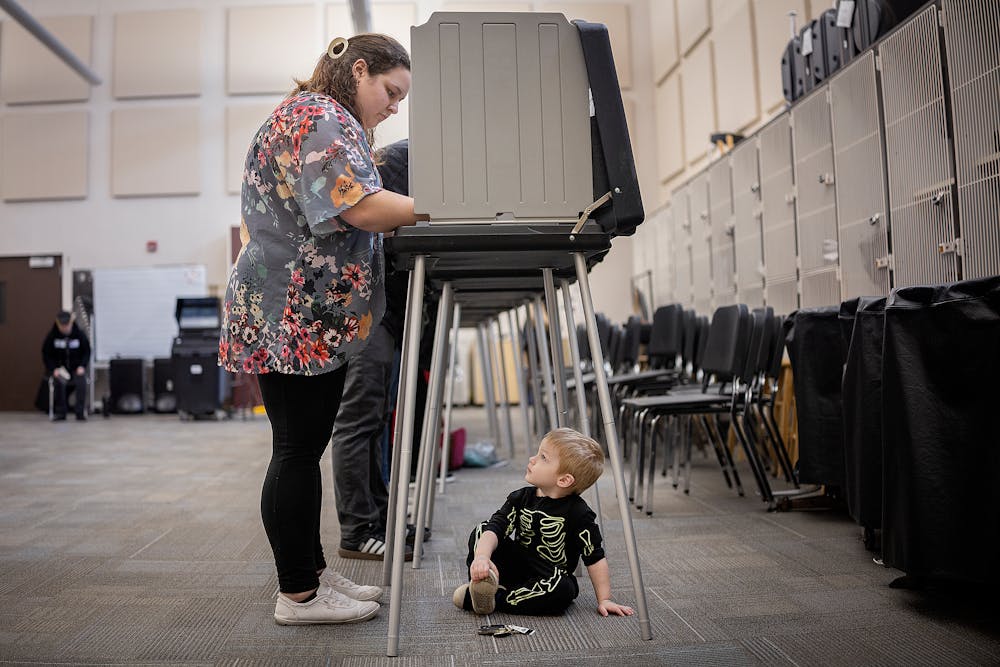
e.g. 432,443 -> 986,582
42,310 -> 90,421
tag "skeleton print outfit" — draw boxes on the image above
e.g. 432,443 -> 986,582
465,486 -> 605,615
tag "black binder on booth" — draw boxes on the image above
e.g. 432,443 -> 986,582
171,297 -> 226,418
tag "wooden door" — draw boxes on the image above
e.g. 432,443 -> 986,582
0,256 -> 62,411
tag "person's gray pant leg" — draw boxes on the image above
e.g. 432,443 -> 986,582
331,324 -> 394,547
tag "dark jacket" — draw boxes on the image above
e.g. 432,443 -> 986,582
42,323 -> 91,373
377,139 -> 410,343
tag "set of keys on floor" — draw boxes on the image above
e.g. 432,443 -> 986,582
478,624 -> 535,637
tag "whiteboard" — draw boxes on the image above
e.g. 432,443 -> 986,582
92,265 -> 207,362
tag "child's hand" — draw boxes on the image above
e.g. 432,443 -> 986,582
469,555 -> 497,582
597,599 -> 635,617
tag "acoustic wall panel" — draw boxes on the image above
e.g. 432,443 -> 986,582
0,15 -> 93,104
829,52 -> 890,299
227,6 -> 317,95
753,0 -> 808,113
672,188 -> 693,306
731,137 -> 764,307
540,3 -> 632,89
879,6 -> 958,287
443,3 -> 532,11
111,107 -> 200,197
792,88 -> 840,307
682,40 -> 716,166
677,0 -> 710,55
651,0 -> 679,83
655,72 -> 685,183
226,103 -> 278,194
409,13 -> 592,222
689,173 -> 713,314
942,0 -> 1000,280
113,10 -> 201,98
713,2 -> 760,133
758,113 -> 798,283
1,111 -> 88,201
709,157 -> 736,307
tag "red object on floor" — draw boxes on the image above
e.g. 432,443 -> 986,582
449,427 -> 466,471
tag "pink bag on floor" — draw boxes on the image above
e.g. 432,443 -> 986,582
448,428 -> 466,470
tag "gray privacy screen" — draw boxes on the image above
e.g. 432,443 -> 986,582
409,12 -> 593,224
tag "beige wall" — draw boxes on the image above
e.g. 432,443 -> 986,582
0,0 -> 654,329
650,0 -> 830,204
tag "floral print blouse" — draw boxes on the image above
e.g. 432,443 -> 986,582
219,92 -> 385,375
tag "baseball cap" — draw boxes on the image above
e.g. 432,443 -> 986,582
56,310 -> 72,324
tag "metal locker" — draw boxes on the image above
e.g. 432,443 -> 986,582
830,51 -> 891,300
655,204 -> 675,306
709,157 -> 737,307
758,112 -> 800,313
688,173 -> 713,315
942,0 -> 1000,280
879,6 -> 960,286
768,277 -> 800,317
672,187 -> 693,307
793,87 -> 841,308
732,138 -> 765,308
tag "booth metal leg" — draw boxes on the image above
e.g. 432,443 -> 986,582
506,309 -> 534,456
533,296 -> 559,433
573,252 -> 652,641
476,323 -> 500,447
387,256 -> 426,657
560,278 -> 603,520
522,303 -> 547,440
439,302 -> 462,495
487,317 -> 515,459
542,269 -> 570,428
412,282 -> 453,568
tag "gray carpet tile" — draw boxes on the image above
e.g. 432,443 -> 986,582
1,409 -> 999,665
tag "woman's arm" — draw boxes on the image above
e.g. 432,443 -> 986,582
339,189 -> 429,233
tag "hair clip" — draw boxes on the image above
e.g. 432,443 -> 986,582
327,37 -> 349,59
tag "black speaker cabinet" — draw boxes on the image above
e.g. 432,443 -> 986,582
152,357 -> 176,413
109,358 -> 144,414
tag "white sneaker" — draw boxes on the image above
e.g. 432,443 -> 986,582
273,584 -> 379,625
319,568 -> 383,601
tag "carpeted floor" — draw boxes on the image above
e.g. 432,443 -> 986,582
0,408 -> 998,666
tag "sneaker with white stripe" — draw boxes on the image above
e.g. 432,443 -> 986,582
337,534 -> 413,561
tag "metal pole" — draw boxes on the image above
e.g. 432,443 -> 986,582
533,296 -> 559,432
439,302 -> 462,494
521,303 -> 546,441
382,269 -> 413,587
573,252 -> 652,641
488,317 -> 515,458
412,283 -> 453,568
542,269 -> 570,428
476,323 -> 500,445
561,278 -> 602,520
0,0 -> 102,85
387,256 -> 426,656
505,309 -> 534,456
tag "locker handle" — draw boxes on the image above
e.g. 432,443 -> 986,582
868,213 -> 880,226
750,183 -> 760,194
818,173 -> 835,185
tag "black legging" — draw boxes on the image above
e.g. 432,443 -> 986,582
257,367 -> 347,594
